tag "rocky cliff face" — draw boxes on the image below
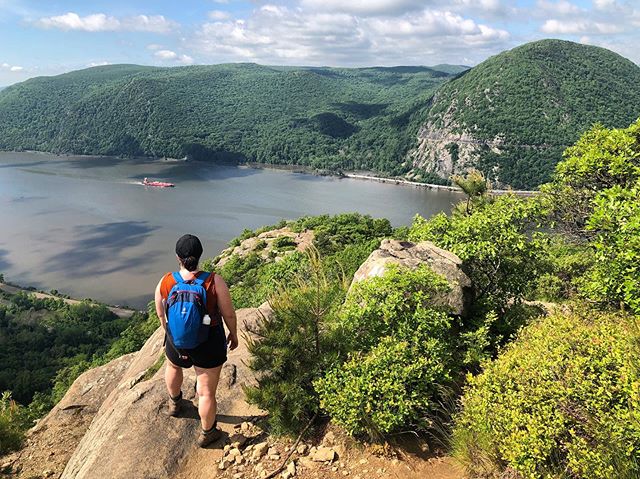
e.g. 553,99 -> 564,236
406,95 -> 505,183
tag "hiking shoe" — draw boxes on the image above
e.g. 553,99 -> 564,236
167,392 -> 182,417
197,426 -> 222,448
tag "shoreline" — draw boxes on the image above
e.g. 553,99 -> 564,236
0,281 -> 141,318
4,149 -> 537,195
342,173 -> 537,196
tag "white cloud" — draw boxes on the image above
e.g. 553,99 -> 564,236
593,0 -> 618,10
536,0 -> 582,16
191,5 -> 510,66
541,18 -> 624,34
155,49 -> 178,60
34,12 -> 178,33
146,43 -> 163,51
87,61 -> 111,67
1,62 -> 23,72
154,50 -> 194,64
208,10 -> 231,20
300,0 -> 426,16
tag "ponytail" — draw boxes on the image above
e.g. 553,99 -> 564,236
181,255 -> 199,271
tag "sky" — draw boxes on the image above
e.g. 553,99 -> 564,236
0,0 -> 638,85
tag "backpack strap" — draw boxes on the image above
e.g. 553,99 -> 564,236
171,271 -> 183,284
201,272 -> 214,291
194,271 -> 210,286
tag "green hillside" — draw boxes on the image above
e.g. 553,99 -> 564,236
414,39 -> 640,188
429,64 -> 470,75
0,63 -> 450,174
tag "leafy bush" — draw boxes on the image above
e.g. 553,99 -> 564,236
453,310 -> 640,479
540,119 -> 640,313
338,264 -> 451,351
532,237 -> 594,302
315,265 -> 455,438
409,194 -> 548,316
0,392 -> 28,454
244,252 -> 348,434
582,184 -> 640,313
316,336 -> 448,438
292,213 -> 392,255
540,119 -> 640,240
271,235 -> 297,251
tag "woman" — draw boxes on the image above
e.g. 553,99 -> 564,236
154,234 -> 239,448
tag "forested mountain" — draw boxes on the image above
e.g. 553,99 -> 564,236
0,63 -> 453,175
1,41 -> 638,188
429,64 -> 470,75
409,39 -> 640,188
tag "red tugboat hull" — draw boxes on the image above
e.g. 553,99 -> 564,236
142,180 -> 175,187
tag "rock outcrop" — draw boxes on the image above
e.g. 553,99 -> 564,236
407,101 -> 483,182
352,239 -> 473,316
215,227 -> 314,268
4,353 -> 136,478
6,306 -> 270,479
61,306 -> 270,479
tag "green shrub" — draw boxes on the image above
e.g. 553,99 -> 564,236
271,235 -> 297,251
582,184 -> 640,313
315,265 -> 455,438
409,194 -> 548,316
316,335 -> 451,438
0,392 -> 28,454
539,119 -> 640,240
533,237 -> 594,302
339,264 -> 452,351
291,213 -> 392,255
453,310 -> 640,479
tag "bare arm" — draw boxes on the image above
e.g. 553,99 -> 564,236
154,278 -> 167,331
214,274 -> 238,350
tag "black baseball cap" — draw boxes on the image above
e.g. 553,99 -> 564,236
175,234 -> 203,259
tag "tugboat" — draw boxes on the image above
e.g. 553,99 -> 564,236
142,177 -> 175,188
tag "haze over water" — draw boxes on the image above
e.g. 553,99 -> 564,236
0,152 -> 462,308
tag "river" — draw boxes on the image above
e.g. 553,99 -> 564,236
0,152 -> 463,308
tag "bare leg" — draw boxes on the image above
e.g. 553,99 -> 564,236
194,365 -> 223,430
165,359 -> 183,398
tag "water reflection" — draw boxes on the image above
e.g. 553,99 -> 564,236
44,221 -> 159,277
0,152 -> 463,307
0,249 -> 12,271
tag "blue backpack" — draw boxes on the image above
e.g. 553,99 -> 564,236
166,272 -> 211,349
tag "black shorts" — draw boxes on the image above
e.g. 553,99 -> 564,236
165,323 -> 228,369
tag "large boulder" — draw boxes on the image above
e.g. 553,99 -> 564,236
352,239 -> 473,316
52,306 -> 269,479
